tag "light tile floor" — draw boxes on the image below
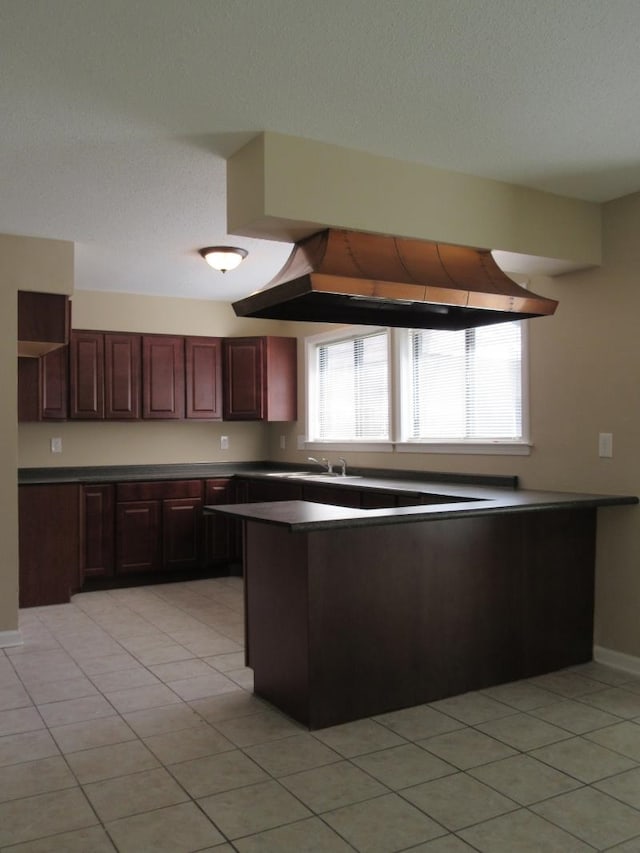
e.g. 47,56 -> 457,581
1,578 -> 640,851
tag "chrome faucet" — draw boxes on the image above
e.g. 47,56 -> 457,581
308,456 -> 333,474
337,457 -> 347,477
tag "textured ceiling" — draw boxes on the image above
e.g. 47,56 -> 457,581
2,0 -> 640,301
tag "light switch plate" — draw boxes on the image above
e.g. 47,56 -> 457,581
220,435 -> 229,450
50,437 -> 62,453
598,432 -> 613,458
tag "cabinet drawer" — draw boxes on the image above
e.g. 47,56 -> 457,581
117,479 -> 203,502
204,478 -> 233,504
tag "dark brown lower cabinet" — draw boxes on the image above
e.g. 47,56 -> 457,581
19,484 -> 81,607
360,490 -> 401,509
115,480 -> 204,575
82,484 -> 115,578
116,500 -> 162,574
204,479 -> 234,563
163,497 -> 203,570
302,483 -> 362,508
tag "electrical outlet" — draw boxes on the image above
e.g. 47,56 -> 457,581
598,432 -> 613,458
279,435 -> 286,450
50,437 -> 62,454
220,435 -> 229,450
297,434 -> 305,450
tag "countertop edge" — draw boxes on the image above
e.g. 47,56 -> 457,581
205,493 -> 639,532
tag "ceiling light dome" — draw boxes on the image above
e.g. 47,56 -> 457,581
199,246 -> 248,273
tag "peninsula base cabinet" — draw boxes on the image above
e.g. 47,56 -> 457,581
243,507 -> 597,729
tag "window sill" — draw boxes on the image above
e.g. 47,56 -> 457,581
395,441 -> 532,456
304,441 -> 394,453
302,440 -> 530,456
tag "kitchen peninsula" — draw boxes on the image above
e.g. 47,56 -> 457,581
209,475 -> 638,729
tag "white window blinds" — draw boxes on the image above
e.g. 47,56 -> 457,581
408,323 -> 523,441
316,330 -> 389,440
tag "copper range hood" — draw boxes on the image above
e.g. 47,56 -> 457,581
233,229 -> 558,330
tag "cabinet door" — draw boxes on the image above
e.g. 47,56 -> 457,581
19,484 -> 80,607
142,335 -> 185,419
18,357 -> 40,422
185,337 -> 222,420
70,331 -> 105,419
302,483 -> 362,508
18,292 -> 70,357
105,333 -> 141,419
247,479 -> 303,502
204,479 -> 233,563
41,345 -> 69,419
116,500 -> 162,574
222,337 -> 264,420
360,490 -> 399,509
163,497 -> 203,570
82,484 -> 115,579
264,336 -> 297,421
18,348 -> 69,421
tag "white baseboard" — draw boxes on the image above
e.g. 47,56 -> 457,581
593,645 -> 640,677
0,630 -> 23,649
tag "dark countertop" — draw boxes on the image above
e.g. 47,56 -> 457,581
206,483 -> 638,532
18,462 -> 637,531
17,461 -> 518,489
17,462 -> 265,485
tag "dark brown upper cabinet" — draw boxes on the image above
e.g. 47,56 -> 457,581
142,334 -> 185,419
17,291 -> 70,358
70,330 -> 142,420
185,336 -> 222,420
70,330 -> 105,419
18,345 -> 69,421
105,333 -> 141,419
222,336 -> 297,421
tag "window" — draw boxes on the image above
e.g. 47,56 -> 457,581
306,321 -> 528,453
406,323 -> 524,442
309,328 -> 389,442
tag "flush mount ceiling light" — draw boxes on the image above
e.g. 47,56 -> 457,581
199,246 -> 248,273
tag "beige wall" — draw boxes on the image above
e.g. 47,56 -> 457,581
0,284 -> 18,635
2,234 -> 74,637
